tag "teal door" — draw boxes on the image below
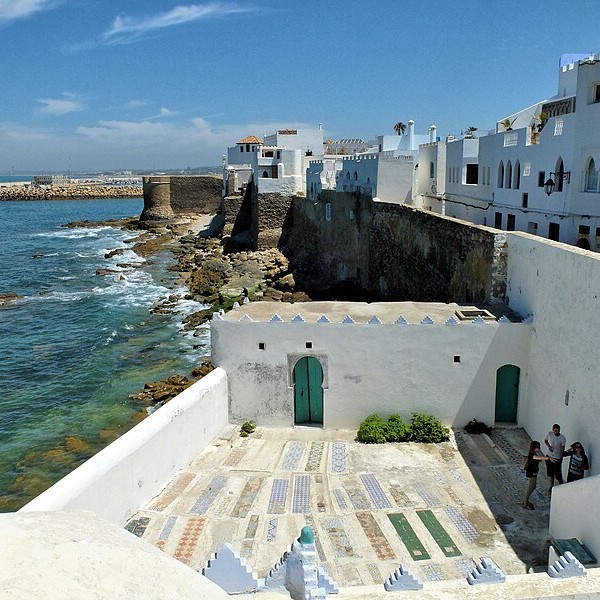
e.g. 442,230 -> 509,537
495,365 -> 520,422
293,357 -> 323,425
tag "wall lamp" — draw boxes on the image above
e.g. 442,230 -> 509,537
544,171 -> 571,196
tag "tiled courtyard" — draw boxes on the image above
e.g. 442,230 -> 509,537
126,426 -> 553,587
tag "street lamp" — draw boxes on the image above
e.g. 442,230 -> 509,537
544,171 -> 571,196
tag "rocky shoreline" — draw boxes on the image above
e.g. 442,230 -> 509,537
0,184 -> 142,201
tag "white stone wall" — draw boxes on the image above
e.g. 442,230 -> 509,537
506,232 -> 600,473
20,369 -> 229,525
211,318 -> 531,429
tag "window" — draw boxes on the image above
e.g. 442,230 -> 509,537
258,342 -> 266,350
306,342 -> 313,349
262,170 -> 269,178
523,162 -> 531,177
507,214 -> 516,231
498,162 -> 504,188
555,158 -> 565,192
585,157 -> 599,192
579,225 -> 591,235
595,84 -> 600,103
276,150 -> 281,159
506,161 -> 512,189
554,118 -> 564,136
465,163 -> 479,184
495,212 -> 503,229
522,193 -> 528,208
514,161 -> 521,189
527,221 -> 538,234
430,162 -> 435,178
240,146 -> 244,152
325,203 -> 332,221
246,144 -> 250,152
549,222 -> 560,241
538,171 -> 546,187
504,131 -> 518,147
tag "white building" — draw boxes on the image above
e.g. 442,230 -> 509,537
417,52 -> 600,249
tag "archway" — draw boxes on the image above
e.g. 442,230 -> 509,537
293,357 -> 323,425
494,365 -> 520,423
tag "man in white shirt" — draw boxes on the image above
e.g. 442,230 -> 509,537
544,423 -> 566,490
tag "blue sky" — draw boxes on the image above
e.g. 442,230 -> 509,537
1,0 -> 599,173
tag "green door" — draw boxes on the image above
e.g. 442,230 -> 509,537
294,357 -> 323,425
495,364 -> 520,422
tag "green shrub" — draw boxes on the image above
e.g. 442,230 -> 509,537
240,420 -> 256,435
357,414 -> 387,444
385,414 -> 411,442
464,419 -> 492,435
410,412 -> 450,443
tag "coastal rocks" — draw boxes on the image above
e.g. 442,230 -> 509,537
0,292 -> 23,307
0,184 -> 142,201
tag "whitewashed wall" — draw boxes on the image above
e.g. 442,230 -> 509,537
212,319 -> 530,429
506,232 -> 600,473
550,475 -> 600,561
20,368 -> 229,525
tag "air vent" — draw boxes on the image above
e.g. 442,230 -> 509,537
454,308 -> 496,321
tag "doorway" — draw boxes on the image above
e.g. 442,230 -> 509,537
495,364 -> 520,422
293,357 -> 323,425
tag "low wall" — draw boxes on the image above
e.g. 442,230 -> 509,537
20,368 -> 229,526
550,475 -> 600,561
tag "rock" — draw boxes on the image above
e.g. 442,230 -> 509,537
96,268 -> 119,276
275,273 -> 295,291
0,292 -> 23,307
104,248 -> 125,259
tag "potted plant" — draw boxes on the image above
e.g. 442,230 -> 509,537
534,111 -> 549,132
500,117 -> 516,131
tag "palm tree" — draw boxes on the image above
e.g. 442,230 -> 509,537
394,122 -> 406,136
465,126 -> 478,139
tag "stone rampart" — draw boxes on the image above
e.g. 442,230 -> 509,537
0,184 -> 142,201
141,175 -> 222,221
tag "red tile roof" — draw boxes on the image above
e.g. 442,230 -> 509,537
237,136 -> 263,144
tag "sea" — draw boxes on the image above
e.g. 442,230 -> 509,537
0,198 -> 209,511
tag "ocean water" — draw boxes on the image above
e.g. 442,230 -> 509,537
0,199 -> 209,510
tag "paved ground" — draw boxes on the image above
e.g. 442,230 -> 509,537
125,425 -> 560,590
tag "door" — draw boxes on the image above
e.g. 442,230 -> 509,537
293,357 -> 323,425
495,364 -> 520,422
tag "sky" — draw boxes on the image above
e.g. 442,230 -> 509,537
1,0 -> 600,173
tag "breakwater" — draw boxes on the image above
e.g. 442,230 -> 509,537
0,184 -> 142,201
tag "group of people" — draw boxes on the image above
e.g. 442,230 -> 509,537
522,423 -> 589,510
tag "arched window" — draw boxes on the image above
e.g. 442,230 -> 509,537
514,161 -> 521,190
585,157 -> 599,192
354,171 -> 358,180
430,162 -> 435,178
506,161 -> 512,189
555,157 -> 565,192
262,170 -> 269,178
346,171 -> 351,180
497,161 -> 504,188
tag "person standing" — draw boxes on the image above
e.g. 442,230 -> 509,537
523,440 -> 554,509
544,423 -> 566,490
563,442 -> 590,482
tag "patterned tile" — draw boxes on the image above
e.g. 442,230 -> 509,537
360,474 -> 392,509
245,514 -> 259,539
451,469 -> 467,484
367,563 -> 384,584
189,475 -> 226,514
356,512 -> 396,560
173,517 -> 206,565
241,539 -> 253,558
266,518 -> 278,542
282,441 -> 305,471
414,482 -> 441,507
444,507 -> 479,543
292,474 -> 311,513
333,489 -> 348,509
149,472 -> 195,511
469,434 -> 505,465
323,518 -> 355,558
454,558 -> 478,578
306,441 -> 324,471
223,449 -> 245,467
389,485 -> 414,507
125,516 -> 150,538
156,515 -> 177,549
342,480 -> 371,510
488,465 -> 522,504
305,515 -> 327,562
420,562 -> 447,581
267,479 -> 289,514
230,476 -> 263,518
331,442 -> 348,473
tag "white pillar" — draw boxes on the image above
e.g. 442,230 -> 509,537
408,120 -> 415,151
429,125 -> 437,143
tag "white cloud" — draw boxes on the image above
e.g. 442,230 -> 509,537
37,97 -> 84,115
0,0 -> 62,24
102,2 -> 255,45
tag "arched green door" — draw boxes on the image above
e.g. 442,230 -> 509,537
495,365 -> 520,422
293,357 -> 323,425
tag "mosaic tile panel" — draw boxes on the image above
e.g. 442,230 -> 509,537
414,482 -> 441,507
189,475 -> 226,515
451,469 -> 467,484
443,484 -> 465,507
231,477 -> 263,518
305,441 -> 324,471
173,517 -> 206,565
125,516 -> 150,538
282,441 -> 305,471
437,442 -> 456,462
266,518 -> 278,542
156,515 -> 177,549
333,489 -> 348,509
420,562 -> 447,581
241,539 -> 253,559
305,515 -> 327,562
331,442 -> 348,473
223,449 -> 245,467
149,471 -> 195,511
323,518 -> 355,558
342,481 -> 371,510
488,465 -> 522,504
454,558 -> 478,578
389,485 -> 414,507
444,507 -> 479,543
490,429 -> 530,462
367,563 -> 384,584
360,474 -> 392,509
292,475 -> 311,513
267,479 -> 289,514
245,514 -> 259,539
469,434 -> 505,465
356,512 -> 396,561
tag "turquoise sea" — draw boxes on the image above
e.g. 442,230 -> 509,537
0,199 -> 209,510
